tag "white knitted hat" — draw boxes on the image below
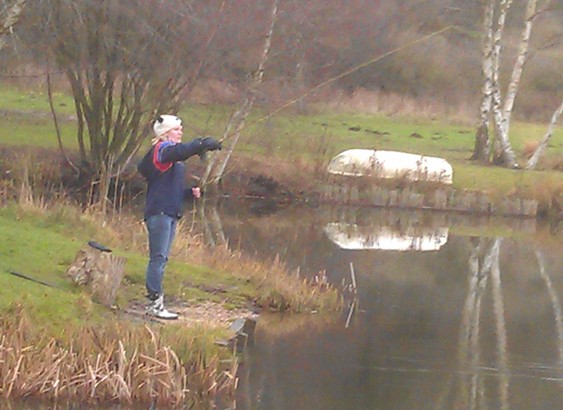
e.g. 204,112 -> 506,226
153,115 -> 182,138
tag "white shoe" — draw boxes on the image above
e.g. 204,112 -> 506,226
146,295 -> 179,320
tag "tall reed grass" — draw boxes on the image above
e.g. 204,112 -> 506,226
0,309 -> 238,407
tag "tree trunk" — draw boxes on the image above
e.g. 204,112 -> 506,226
489,0 -> 520,168
471,0 -> 495,161
526,97 -> 563,169
472,124 -> 491,162
66,244 -> 126,307
202,0 -> 279,187
502,0 -> 538,136
491,0 -> 544,168
0,0 -> 25,51
491,87 -> 519,167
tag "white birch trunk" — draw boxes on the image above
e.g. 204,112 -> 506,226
502,0 -> 538,134
492,84 -> 519,167
0,0 -> 25,51
472,0 -> 495,161
490,0 -> 519,168
526,97 -> 563,169
202,0 -> 279,186
491,0 -> 513,79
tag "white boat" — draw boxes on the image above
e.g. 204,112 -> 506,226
327,149 -> 453,184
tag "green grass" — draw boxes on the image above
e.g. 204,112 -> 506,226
0,205 -> 104,330
1,82 -> 561,206
0,84 -> 72,114
2,82 -> 562,162
0,204 -> 255,330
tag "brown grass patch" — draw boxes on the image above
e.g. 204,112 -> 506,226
318,87 -> 476,124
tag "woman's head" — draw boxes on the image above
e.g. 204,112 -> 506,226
152,115 -> 183,144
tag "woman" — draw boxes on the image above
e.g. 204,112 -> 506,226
137,114 -> 221,319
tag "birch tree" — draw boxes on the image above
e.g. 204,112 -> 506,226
489,0 -> 517,168
473,0 -> 553,168
471,0 -> 495,161
526,97 -> 563,169
0,0 -> 25,51
201,0 -> 279,187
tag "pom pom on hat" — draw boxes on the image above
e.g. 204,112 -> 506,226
153,115 -> 182,138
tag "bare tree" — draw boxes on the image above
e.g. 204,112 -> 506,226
491,0 -> 540,167
34,0 -> 213,208
474,0 -> 556,168
201,0 -> 279,187
0,0 -> 25,51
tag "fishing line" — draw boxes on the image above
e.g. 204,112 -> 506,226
217,25 -> 454,143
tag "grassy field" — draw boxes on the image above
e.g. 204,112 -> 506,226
2,82 -> 561,176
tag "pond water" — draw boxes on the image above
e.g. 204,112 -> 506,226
3,202 -> 562,410
209,202 -> 563,410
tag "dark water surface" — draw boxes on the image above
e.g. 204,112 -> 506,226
213,203 -> 563,410
4,203 -> 563,410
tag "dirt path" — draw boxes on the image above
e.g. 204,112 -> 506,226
124,299 -> 257,327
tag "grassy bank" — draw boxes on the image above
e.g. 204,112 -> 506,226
0,196 -> 341,315
0,176 -> 341,406
1,83 -> 561,214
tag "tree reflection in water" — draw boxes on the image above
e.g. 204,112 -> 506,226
451,238 -> 508,410
192,202 -> 562,409
535,249 -> 563,385
450,238 -> 563,410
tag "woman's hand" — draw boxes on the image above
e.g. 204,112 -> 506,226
191,187 -> 201,199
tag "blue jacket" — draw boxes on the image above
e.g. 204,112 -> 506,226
137,139 -> 205,219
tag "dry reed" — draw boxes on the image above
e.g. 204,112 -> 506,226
0,310 -> 238,407
190,244 -> 342,313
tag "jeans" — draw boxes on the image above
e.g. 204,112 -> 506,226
145,213 -> 178,298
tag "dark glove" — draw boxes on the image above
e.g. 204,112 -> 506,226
200,137 -> 222,154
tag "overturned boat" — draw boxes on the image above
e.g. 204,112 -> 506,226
327,149 -> 453,184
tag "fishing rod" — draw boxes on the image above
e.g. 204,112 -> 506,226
1,241 -> 111,291
215,25 -> 455,144
4,269 -> 59,289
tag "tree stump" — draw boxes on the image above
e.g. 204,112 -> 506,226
66,244 -> 126,306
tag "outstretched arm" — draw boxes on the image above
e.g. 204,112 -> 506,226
159,137 -> 222,163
